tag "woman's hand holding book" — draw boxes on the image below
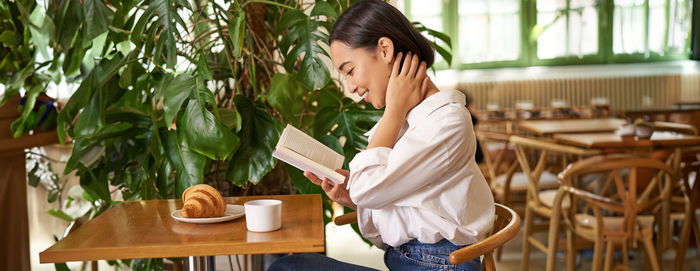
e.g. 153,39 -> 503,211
304,169 -> 356,210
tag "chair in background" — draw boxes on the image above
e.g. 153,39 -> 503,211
556,154 -> 676,271
478,131 -> 559,217
674,146 -> 700,271
334,203 -> 521,271
510,136 -> 600,271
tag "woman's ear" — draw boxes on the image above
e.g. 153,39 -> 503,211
377,37 -> 395,64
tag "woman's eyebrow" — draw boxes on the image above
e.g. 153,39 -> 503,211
338,61 -> 350,72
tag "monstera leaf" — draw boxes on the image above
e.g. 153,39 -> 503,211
83,0 -> 114,41
267,73 -> 305,125
226,95 -> 283,186
277,9 -> 329,89
131,0 -> 187,68
314,100 -> 382,166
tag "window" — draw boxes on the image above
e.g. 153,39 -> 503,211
402,0 -> 692,69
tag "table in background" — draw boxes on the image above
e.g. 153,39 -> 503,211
518,118 -> 626,136
40,194 -> 325,271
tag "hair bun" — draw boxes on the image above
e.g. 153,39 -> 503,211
180,184 -> 226,218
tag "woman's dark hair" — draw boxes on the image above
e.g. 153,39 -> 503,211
329,0 -> 435,67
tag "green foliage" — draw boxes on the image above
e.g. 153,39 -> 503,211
3,1 -> 451,269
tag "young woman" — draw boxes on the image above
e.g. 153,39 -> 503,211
268,1 -> 494,270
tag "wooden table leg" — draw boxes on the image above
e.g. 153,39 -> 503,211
0,150 -> 30,271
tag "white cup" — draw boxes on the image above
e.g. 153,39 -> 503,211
244,199 -> 282,232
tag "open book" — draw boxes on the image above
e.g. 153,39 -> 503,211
273,124 -> 346,184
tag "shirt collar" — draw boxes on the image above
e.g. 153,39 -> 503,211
363,90 -> 466,137
405,89 -> 466,127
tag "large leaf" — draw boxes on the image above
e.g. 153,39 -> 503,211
72,89 -> 104,138
277,9 -> 329,89
226,96 -> 283,186
267,73 -> 304,124
9,84 -> 41,138
78,166 -> 111,203
162,73 -> 196,126
82,0 -> 114,41
163,130 -> 206,198
179,99 -> 239,160
413,22 -> 453,66
131,0 -> 186,68
58,55 -> 126,143
310,1 -> 337,20
314,104 -> 381,166
228,9 -> 246,59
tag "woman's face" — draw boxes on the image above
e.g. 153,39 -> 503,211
330,40 -> 393,109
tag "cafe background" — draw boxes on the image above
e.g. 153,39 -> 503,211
1,0 -> 700,270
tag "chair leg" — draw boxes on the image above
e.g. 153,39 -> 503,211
546,188 -> 567,271
604,241 -> 614,271
694,215 -> 700,257
521,206 -> 534,271
566,228 -> 576,271
495,245 -> 503,261
621,241 -> 629,268
642,236 -> 661,271
592,238 -> 604,271
675,201 -> 694,271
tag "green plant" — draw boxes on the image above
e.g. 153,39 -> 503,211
2,0 -> 451,269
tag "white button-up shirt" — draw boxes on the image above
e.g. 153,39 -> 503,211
348,89 -> 495,249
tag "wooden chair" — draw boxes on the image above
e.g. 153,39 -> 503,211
556,154 -> 676,271
478,131 -> 559,218
674,146 -> 700,271
334,203 -> 521,270
510,136 -> 601,271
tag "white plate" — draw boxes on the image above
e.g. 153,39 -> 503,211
171,204 -> 245,224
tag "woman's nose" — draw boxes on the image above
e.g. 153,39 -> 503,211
346,80 -> 358,94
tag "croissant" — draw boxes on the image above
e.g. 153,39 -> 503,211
180,184 -> 226,218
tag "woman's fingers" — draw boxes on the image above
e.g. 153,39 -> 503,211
391,52 -> 402,78
417,61 -> 427,80
401,52 -> 412,76
321,178 -> 334,193
335,168 -> 350,177
408,53 -> 420,77
304,171 -> 322,186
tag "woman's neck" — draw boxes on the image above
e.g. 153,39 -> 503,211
423,77 -> 440,100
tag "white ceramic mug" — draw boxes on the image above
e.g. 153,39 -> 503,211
244,199 -> 282,232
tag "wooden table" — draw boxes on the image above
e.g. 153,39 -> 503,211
518,118 -> 626,136
553,131 -> 700,149
39,194 -> 324,270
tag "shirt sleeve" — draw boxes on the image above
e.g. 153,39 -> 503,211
348,116 -> 468,209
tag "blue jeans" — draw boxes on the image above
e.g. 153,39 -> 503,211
267,239 -> 481,271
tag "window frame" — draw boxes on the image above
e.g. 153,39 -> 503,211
403,0 -> 691,70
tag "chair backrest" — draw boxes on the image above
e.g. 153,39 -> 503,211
449,203 -> 521,270
557,154 -> 676,237
509,136 -> 600,206
477,131 -> 518,187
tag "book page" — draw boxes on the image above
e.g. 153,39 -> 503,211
277,124 -> 344,170
273,147 -> 345,184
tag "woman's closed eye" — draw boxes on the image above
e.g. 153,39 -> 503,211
346,68 -> 354,76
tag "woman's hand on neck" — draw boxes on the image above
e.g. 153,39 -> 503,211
367,53 -> 435,150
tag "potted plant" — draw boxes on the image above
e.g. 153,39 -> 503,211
2,0 -> 452,269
